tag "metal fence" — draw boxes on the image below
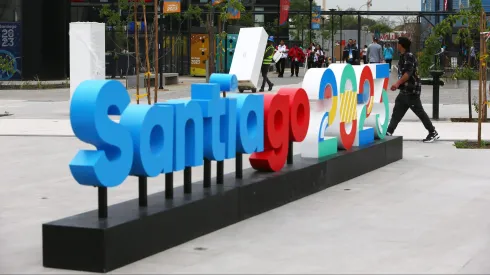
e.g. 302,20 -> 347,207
105,30 -> 189,78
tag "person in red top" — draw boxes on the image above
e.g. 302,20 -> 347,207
288,44 -> 305,77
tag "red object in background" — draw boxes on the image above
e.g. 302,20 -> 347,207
279,0 -> 290,26
288,46 -> 306,63
250,88 -> 310,172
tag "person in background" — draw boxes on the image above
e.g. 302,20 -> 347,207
367,37 -> 383,63
362,45 -> 368,64
260,36 -> 275,92
470,45 -> 476,68
384,43 -> 394,72
342,39 -> 360,65
288,44 -> 305,77
276,40 -> 288,78
307,45 -> 315,69
275,44 -> 280,74
309,42 -> 316,51
316,44 -> 325,67
386,37 -> 439,143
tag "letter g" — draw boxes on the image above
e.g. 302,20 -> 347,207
69,80 -> 133,188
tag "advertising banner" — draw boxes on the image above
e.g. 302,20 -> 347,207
212,0 -> 224,5
311,5 -> 321,30
0,22 -> 22,81
163,0 -> 181,13
190,34 -> 209,77
279,0 -> 290,25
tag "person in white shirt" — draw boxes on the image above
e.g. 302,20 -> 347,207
276,40 -> 288,77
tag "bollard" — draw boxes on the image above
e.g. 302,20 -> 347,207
430,70 -> 444,120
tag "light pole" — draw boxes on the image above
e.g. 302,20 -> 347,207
329,9 -> 336,62
309,0 -> 313,47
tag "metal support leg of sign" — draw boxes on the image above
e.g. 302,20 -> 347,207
204,159 -> 211,188
98,187 -> 108,219
218,90 -> 226,184
165,173 -> 174,199
184,167 -> 192,194
235,153 -> 243,179
217,161 -> 224,184
138,176 -> 148,207
287,141 -> 294,165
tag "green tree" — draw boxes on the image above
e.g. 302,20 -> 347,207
0,56 -> 15,77
202,0 -> 246,75
369,23 -> 393,33
99,0 -> 138,58
290,0 -> 321,47
419,0 -> 482,76
419,0 -> 486,141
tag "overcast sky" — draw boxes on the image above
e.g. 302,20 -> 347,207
320,0 -> 420,13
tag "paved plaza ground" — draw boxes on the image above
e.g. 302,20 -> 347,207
1,70 -> 490,274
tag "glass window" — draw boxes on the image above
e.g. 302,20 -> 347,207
255,7 -> 264,27
0,0 -> 21,22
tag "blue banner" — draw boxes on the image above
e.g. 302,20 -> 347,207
0,22 -> 22,80
311,5 -> 321,30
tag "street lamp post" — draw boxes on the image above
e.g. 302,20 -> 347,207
329,9 -> 336,62
159,0 -> 164,89
339,14 -> 342,63
309,0 -> 313,47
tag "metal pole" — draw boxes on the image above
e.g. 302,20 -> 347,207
322,17 -> 325,49
138,176 -> 148,207
329,9 -> 335,62
309,0 -> 313,46
159,1 -> 164,89
357,13 -> 361,62
98,187 -> 108,219
339,15 -> 342,63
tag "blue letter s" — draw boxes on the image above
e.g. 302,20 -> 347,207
69,80 -> 133,188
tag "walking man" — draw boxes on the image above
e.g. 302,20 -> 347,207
260,36 -> 275,92
367,37 -> 383,64
387,37 -> 439,143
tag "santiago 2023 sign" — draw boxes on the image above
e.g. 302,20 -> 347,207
69,63 -> 390,188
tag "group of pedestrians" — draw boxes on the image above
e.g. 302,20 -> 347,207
345,37 -> 394,71
260,36 -> 439,143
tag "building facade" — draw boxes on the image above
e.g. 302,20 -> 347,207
0,0 -> 285,80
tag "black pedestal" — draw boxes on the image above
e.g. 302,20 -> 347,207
43,136 -> 403,273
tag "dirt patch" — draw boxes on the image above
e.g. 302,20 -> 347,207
450,118 -> 490,123
454,140 -> 490,149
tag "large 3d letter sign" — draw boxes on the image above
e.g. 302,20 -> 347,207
300,63 -> 389,158
68,63 -> 388,187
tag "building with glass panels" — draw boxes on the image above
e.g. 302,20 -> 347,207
0,0 -> 285,80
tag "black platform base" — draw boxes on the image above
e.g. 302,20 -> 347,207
43,136 -> 403,273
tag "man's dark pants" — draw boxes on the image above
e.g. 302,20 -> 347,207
278,58 -> 286,76
261,64 -> 272,90
387,92 -> 435,134
290,60 -> 299,76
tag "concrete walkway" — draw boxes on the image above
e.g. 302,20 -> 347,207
1,103 -> 489,141
1,138 -> 490,274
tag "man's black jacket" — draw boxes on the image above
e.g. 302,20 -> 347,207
343,45 -> 360,65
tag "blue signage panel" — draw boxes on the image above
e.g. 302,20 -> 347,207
0,22 -> 22,80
